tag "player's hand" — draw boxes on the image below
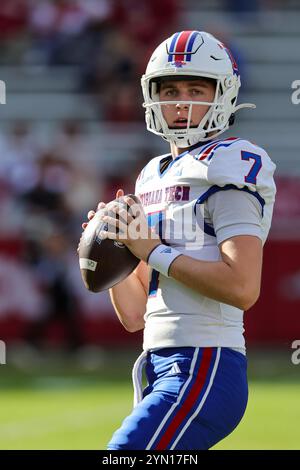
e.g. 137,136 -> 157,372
98,189 -> 161,262
78,190 -> 126,251
78,201 -> 107,254
81,201 -> 106,231
81,189 -> 129,230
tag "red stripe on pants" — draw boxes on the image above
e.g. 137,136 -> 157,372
155,347 -> 214,450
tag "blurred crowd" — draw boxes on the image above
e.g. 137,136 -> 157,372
0,0 -> 179,121
0,0 -> 179,350
0,0 -> 297,351
0,117 -> 154,350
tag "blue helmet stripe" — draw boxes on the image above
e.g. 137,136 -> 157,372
185,31 -> 199,61
168,32 -> 181,62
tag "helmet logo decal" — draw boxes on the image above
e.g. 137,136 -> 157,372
170,61 -> 186,68
167,30 -> 201,64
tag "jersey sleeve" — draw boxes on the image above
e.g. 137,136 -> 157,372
206,139 -> 276,213
206,189 -> 263,244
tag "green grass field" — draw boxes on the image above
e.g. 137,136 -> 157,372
0,348 -> 299,450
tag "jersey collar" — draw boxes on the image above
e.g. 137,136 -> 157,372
158,139 -> 218,177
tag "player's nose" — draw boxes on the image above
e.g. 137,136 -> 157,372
175,101 -> 190,111
175,94 -> 190,110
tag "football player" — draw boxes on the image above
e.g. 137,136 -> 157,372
83,31 -> 276,450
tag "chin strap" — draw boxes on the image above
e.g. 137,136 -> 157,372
234,102 -> 256,112
229,102 -> 256,127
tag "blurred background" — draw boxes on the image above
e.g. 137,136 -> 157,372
0,0 -> 299,450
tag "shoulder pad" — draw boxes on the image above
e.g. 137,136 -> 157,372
206,138 -> 276,204
135,154 -> 168,194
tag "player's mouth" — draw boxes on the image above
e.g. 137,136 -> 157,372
172,118 -> 190,128
170,118 -> 198,129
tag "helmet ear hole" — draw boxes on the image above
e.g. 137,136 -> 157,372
216,112 -> 226,125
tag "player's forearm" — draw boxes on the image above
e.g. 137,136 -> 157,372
109,273 -> 146,332
168,255 -> 258,311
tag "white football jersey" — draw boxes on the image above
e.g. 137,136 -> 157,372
135,137 -> 276,352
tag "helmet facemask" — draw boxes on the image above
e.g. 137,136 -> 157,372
142,74 -> 240,148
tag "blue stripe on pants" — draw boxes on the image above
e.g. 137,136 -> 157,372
107,347 -> 248,450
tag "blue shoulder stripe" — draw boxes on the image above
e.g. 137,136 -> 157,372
194,184 -> 265,216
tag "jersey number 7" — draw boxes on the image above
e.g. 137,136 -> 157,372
241,151 -> 262,184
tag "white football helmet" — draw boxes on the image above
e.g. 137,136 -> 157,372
141,30 -> 255,148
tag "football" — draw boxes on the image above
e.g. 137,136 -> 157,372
78,194 -> 140,293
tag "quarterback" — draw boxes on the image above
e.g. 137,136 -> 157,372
83,31 -> 276,449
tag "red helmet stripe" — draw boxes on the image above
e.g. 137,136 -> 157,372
173,30 -> 194,62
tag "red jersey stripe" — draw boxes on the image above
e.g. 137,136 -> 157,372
198,137 -> 239,161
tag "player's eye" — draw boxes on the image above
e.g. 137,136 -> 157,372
163,89 -> 177,98
190,88 -> 204,96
